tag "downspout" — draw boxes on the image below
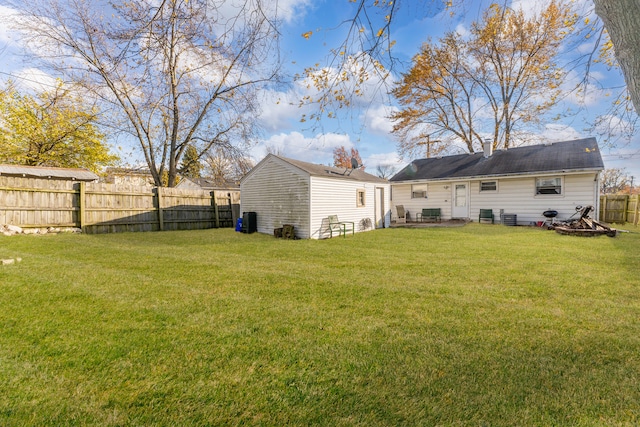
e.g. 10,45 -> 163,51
595,172 -> 601,221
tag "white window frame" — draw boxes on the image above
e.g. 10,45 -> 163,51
535,176 -> 563,195
356,189 -> 366,207
480,181 -> 498,192
411,183 -> 428,199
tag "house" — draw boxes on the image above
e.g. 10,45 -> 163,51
103,167 -> 154,187
389,138 -> 604,225
240,154 -> 391,239
0,164 -> 98,181
176,177 -> 241,226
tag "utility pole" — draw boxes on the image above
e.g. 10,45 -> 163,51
416,135 -> 441,158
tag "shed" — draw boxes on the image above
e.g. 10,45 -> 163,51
0,164 -> 99,181
240,154 -> 391,239
390,138 -> 605,225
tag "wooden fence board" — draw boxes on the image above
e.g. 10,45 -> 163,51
600,194 -> 640,225
0,176 -> 238,233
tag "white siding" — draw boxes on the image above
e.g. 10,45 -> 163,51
309,177 -> 390,239
469,173 -> 599,224
391,172 -> 599,224
391,182 -> 452,221
241,158 -> 311,238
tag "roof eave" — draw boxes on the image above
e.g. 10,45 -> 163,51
390,167 -> 603,184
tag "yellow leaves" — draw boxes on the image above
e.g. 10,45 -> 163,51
376,28 -> 384,37
302,31 -> 313,40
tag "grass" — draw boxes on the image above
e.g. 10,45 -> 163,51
1,224 -> 640,426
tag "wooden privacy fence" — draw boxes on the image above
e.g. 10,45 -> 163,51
599,194 -> 640,225
0,175 -> 239,234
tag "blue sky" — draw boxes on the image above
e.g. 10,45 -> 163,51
1,0 -> 639,180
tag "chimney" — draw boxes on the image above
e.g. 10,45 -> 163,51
483,139 -> 493,158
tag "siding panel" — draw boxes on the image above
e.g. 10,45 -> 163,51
241,157 -> 311,238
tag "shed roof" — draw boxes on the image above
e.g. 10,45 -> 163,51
390,138 -> 604,182
0,164 -> 99,181
273,155 -> 388,184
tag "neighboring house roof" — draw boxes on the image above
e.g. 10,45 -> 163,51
390,138 -> 604,182
245,154 -> 388,184
0,164 -> 99,181
178,177 -> 240,190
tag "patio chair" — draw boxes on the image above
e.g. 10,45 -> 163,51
396,205 -> 408,223
479,209 -> 494,224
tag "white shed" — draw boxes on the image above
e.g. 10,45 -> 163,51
240,154 -> 391,239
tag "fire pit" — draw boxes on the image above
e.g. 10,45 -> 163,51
549,206 -> 617,237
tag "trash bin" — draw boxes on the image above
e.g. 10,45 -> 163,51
235,217 -> 243,232
242,212 -> 257,233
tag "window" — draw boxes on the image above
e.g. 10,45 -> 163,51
411,183 -> 428,199
357,189 -> 366,207
536,177 -> 562,195
480,181 -> 497,192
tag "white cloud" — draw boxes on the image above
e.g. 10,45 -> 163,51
540,124 -> 581,142
12,67 -> 58,92
510,0 -> 552,18
257,88 -> 316,132
454,23 -> 469,38
363,151 -> 404,171
361,104 -> 398,136
0,5 -> 20,46
252,131 -> 355,164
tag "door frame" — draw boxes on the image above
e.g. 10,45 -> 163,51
451,182 -> 470,219
374,186 -> 386,228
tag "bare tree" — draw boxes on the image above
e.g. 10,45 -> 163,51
375,164 -> 396,179
13,0 -> 281,186
203,145 -> 254,185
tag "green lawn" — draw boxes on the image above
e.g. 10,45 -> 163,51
1,224 -> 639,426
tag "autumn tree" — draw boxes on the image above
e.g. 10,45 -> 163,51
14,0 -> 281,186
0,82 -> 117,172
333,146 -> 364,169
309,0 -> 639,143
390,2 -> 573,158
600,168 -> 631,194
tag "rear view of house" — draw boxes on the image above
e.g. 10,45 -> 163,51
390,138 -> 604,225
240,154 -> 390,239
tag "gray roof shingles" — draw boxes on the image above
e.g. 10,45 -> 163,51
0,164 -> 99,181
390,138 -> 604,182
279,156 -> 388,184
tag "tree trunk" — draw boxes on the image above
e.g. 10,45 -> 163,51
593,0 -> 640,113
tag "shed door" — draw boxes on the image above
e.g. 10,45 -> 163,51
452,183 -> 469,219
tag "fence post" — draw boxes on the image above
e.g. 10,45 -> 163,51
212,190 -> 220,228
634,194 -> 640,226
79,181 -> 86,231
157,187 -> 165,231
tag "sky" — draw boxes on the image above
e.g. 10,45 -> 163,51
1,0 -> 639,181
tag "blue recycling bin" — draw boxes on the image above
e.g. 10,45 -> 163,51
235,217 -> 243,232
